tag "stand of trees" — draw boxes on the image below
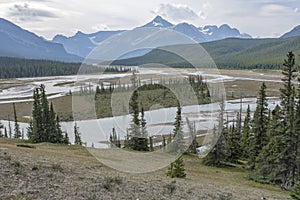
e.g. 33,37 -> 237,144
0,56 -> 133,79
27,84 -> 68,144
204,52 -> 300,192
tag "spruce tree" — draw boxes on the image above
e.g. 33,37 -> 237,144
13,103 -> 21,139
255,105 -> 285,184
74,123 -> 82,146
63,132 -> 70,145
0,122 -> 3,138
254,52 -> 299,188
8,117 -> 12,138
227,117 -> 242,162
203,99 -> 227,166
248,82 -> 268,169
279,52 -> 298,187
126,91 -> 149,151
170,104 -> 185,154
241,105 -> 251,158
166,156 -> 186,178
28,85 -> 64,144
110,128 -> 121,148
4,127 -> 8,138
186,118 -> 198,154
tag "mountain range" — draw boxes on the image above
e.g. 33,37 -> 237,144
52,16 -> 252,58
0,16 -> 299,62
0,18 -> 82,62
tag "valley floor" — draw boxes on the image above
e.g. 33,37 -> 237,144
0,139 -> 288,200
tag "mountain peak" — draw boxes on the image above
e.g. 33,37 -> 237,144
141,15 -> 174,28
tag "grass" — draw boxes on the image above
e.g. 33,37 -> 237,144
0,138 -> 289,199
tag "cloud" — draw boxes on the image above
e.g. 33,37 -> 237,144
260,4 -> 298,16
7,3 -> 58,21
92,24 -> 110,31
295,8 -> 299,13
152,3 -> 206,21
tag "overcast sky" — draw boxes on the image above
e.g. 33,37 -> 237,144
0,0 -> 299,39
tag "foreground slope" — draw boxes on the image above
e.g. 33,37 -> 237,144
0,139 -> 288,199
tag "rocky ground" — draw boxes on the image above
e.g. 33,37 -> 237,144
0,139 -> 289,200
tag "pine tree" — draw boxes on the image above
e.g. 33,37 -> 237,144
170,104 -> 185,154
126,91 -> 149,151
13,103 -> 21,138
74,123 -> 82,146
28,85 -> 64,144
8,116 -> 12,138
203,99 -> 227,166
255,105 -> 285,184
63,132 -> 70,145
166,156 -> 186,178
0,122 -> 3,137
227,117 -> 242,162
241,105 -> 251,158
248,82 -> 269,169
109,128 -> 121,148
149,136 -> 154,151
279,52 -> 298,187
254,52 -> 299,188
4,127 -> 8,138
186,118 -> 198,154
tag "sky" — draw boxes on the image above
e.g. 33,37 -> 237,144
0,0 -> 299,39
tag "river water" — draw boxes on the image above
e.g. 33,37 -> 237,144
0,97 -> 280,148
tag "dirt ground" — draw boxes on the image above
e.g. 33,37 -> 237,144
0,139 -> 289,200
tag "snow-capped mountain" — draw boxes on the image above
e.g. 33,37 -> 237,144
52,16 -> 252,58
0,18 -> 81,62
200,24 -> 251,41
171,23 -> 207,42
141,15 -> 174,28
281,25 -> 300,38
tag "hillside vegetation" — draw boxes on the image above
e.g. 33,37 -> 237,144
113,36 -> 300,69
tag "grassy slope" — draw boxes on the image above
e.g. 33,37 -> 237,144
0,138 -> 289,199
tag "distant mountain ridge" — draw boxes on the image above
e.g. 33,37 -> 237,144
0,16 -> 299,63
281,25 -> 300,38
52,16 -> 253,58
0,18 -> 82,62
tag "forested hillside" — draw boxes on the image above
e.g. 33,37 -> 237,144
113,36 -> 300,69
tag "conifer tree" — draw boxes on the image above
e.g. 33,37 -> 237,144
74,123 -> 82,146
63,132 -> 70,145
109,128 -> 121,148
4,127 -> 8,138
279,52 -> 298,187
149,136 -> 154,151
227,117 -> 241,162
8,117 -> 12,138
203,99 -> 227,166
170,104 -> 185,154
254,52 -> 299,188
13,103 -> 21,138
0,122 -> 3,138
166,156 -> 186,178
186,118 -> 198,154
126,91 -> 149,151
241,105 -> 251,158
27,85 -> 64,144
248,82 -> 268,169
255,105 -> 285,184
